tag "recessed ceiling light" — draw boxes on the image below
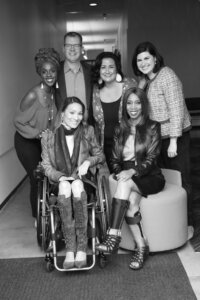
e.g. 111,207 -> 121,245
89,3 -> 98,6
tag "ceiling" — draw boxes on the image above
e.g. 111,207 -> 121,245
56,0 -> 125,53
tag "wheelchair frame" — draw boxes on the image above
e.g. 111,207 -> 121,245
35,164 -> 111,272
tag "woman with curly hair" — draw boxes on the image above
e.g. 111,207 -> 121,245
91,51 -> 137,171
14,48 -> 61,220
96,87 -> 165,270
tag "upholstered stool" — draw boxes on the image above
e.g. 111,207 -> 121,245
109,169 -> 188,252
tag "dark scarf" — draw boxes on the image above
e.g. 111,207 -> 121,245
55,124 -> 82,176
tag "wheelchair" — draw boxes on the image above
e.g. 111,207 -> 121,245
34,162 -> 111,272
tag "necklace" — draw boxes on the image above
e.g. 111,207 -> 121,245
41,82 -> 54,122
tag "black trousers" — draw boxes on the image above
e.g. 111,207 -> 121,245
14,131 -> 41,218
158,131 -> 193,224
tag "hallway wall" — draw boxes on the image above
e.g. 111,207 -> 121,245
126,0 -> 200,97
0,0 -> 65,205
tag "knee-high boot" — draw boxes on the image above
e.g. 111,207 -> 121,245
57,195 -> 76,269
96,197 -> 129,253
125,211 -> 149,270
73,191 -> 88,268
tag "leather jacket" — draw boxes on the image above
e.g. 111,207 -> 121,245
111,119 -> 162,178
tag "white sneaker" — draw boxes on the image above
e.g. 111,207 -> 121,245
75,251 -> 87,268
63,252 -> 75,269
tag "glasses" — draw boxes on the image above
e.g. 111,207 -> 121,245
64,44 -> 82,49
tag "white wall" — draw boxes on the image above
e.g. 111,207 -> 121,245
0,0 -> 65,205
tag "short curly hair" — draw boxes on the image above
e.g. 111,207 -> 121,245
34,48 -> 61,75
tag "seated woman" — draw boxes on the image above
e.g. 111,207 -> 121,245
41,97 -> 105,269
96,87 -> 165,270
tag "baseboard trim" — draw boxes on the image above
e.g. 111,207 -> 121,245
0,176 -> 28,210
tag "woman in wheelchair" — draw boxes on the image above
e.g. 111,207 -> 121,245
41,96 -> 105,269
96,87 -> 165,270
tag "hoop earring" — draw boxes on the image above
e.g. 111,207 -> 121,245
98,78 -> 103,85
116,73 -> 122,82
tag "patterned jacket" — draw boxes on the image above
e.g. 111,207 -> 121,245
41,126 -> 105,184
92,77 -> 137,147
146,66 -> 191,138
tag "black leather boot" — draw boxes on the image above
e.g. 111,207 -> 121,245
96,198 -> 129,253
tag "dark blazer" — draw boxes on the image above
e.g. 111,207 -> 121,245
56,60 -> 93,114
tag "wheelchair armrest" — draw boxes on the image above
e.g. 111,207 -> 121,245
97,163 -> 110,178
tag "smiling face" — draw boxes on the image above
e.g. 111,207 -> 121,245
126,93 -> 142,123
40,61 -> 57,87
136,51 -> 157,79
99,58 -> 117,84
62,102 -> 83,129
63,36 -> 83,63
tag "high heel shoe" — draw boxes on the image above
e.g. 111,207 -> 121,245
96,233 -> 121,253
129,245 -> 149,270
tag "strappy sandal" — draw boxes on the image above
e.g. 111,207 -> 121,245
96,233 -> 121,253
129,245 -> 149,270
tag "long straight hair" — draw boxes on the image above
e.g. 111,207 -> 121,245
118,87 -> 150,146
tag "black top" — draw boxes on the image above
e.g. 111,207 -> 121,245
101,98 -> 121,170
101,98 -> 120,143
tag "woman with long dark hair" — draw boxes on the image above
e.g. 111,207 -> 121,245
41,96 -> 105,269
96,87 -> 165,270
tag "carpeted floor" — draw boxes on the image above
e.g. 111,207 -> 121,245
0,253 -> 197,300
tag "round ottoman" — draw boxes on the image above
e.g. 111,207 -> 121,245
109,169 -> 188,252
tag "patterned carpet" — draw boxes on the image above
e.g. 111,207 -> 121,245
190,133 -> 200,251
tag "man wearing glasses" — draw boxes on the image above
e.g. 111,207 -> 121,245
56,32 -> 93,123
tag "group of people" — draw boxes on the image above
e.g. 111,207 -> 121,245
14,31 -> 192,270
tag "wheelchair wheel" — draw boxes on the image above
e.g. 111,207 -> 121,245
36,180 -> 43,247
45,253 -> 54,272
46,260 -> 55,272
36,177 -> 51,251
97,174 -> 111,237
